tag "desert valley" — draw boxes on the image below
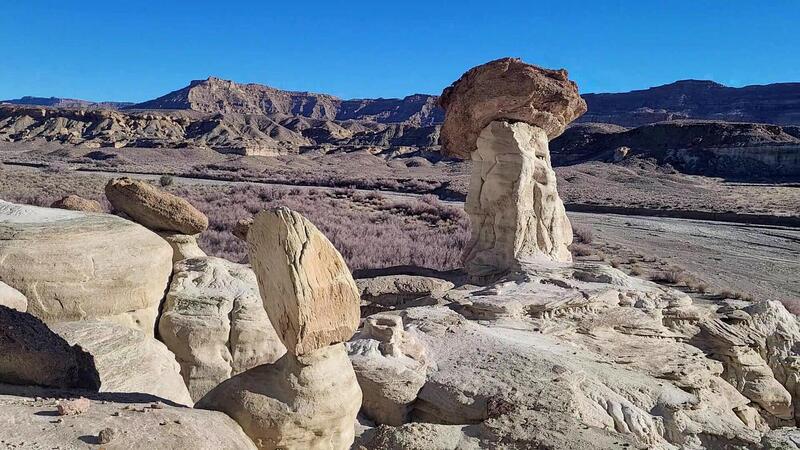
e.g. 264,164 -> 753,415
1,46 -> 800,450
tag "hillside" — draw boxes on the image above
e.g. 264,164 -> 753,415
1,96 -> 133,109
580,80 -> 800,126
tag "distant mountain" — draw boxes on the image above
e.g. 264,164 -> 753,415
580,80 -> 800,127
128,77 -> 443,126
0,96 -> 133,109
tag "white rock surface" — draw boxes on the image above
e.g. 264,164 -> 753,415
53,321 -> 193,406
158,257 -> 286,401
0,201 -> 172,334
0,384 -> 257,449
462,121 -> 572,280
198,344 -> 361,450
0,280 -> 26,312
347,314 -> 429,425
248,207 -> 361,356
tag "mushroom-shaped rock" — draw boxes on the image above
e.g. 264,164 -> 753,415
247,207 -> 361,356
0,306 -> 100,390
158,232 -> 207,264
438,57 -> 587,159
105,177 -> 208,234
50,195 -> 103,213
159,257 -> 286,401
0,201 -> 172,334
439,59 -> 585,278
233,216 -> 253,241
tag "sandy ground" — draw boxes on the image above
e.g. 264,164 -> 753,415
570,212 -> 800,309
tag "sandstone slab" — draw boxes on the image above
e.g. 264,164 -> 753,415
105,177 -> 208,234
158,257 -> 286,401
0,201 -> 172,334
248,207 -> 360,355
50,194 -> 103,213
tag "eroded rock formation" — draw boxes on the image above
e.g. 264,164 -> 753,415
198,208 -> 362,449
439,58 -> 585,278
0,201 -> 172,334
50,195 -> 103,213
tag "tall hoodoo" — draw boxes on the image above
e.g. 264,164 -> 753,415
438,58 -> 587,278
198,207 -> 362,450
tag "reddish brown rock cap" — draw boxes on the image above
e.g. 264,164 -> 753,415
438,57 -> 587,158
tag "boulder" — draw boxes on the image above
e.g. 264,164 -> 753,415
0,384 -> 257,449
158,257 -> 286,401
197,344 -> 361,450
247,207 -> 360,355
0,281 -> 26,312
233,216 -> 253,240
461,121 -> 573,278
356,275 -> 454,309
50,195 -> 103,213
438,57 -> 587,158
158,232 -> 207,264
347,314 -> 429,425
53,320 -> 193,406
105,177 -> 208,234
0,306 -> 100,390
0,201 -> 172,334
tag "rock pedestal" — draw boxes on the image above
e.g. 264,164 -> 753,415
462,121 -> 573,278
198,208 -> 362,450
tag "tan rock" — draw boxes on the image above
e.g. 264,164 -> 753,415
105,177 -> 208,234
197,344 -> 361,450
438,57 -> 587,158
0,281 -> 26,312
0,201 -> 171,334
57,397 -> 90,415
248,207 -> 360,355
233,216 -> 253,240
50,195 -> 103,213
0,306 -> 100,390
158,232 -> 207,264
159,257 -> 286,401
462,121 -> 573,278
356,275 -> 454,308
54,320 -> 193,406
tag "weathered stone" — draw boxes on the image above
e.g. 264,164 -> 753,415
158,232 -> 207,264
105,177 -> 208,234
0,201 -> 171,334
0,306 -> 100,390
198,344 -> 362,450
98,427 -> 117,444
356,275 -> 454,308
57,397 -> 90,415
438,57 -> 587,159
347,314 -> 428,425
462,121 -> 573,278
248,207 -> 360,355
0,281 -> 26,312
50,195 -> 103,213
53,320 -> 193,406
233,216 -> 253,240
159,257 -> 286,401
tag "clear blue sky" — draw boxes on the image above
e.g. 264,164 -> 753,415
1,1 -> 798,102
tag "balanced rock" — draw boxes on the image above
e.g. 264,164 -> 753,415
0,306 -> 99,390
347,314 -> 429,425
53,320 -> 193,406
461,121 -> 573,277
50,195 -> 103,213
158,232 -> 207,264
0,281 -> 26,312
159,257 -> 286,401
233,216 -> 253,240
105,177 -> 208,234
198,344 -> 362,450
356,275 -> 455,312
248,207 -> 361,355
438,57 -> 587,158
0,201 -> 172,334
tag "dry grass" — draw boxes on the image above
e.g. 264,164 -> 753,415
572,225 -> 594,244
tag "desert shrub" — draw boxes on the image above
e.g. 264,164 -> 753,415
159,175 -> 174,187
570,244 -> 594,257
650,266 -> 689,285
629,266 -> 643,276
44,162 -> 70,174
572,225 -> 594,244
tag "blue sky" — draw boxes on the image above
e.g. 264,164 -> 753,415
1,1 -> 798,102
